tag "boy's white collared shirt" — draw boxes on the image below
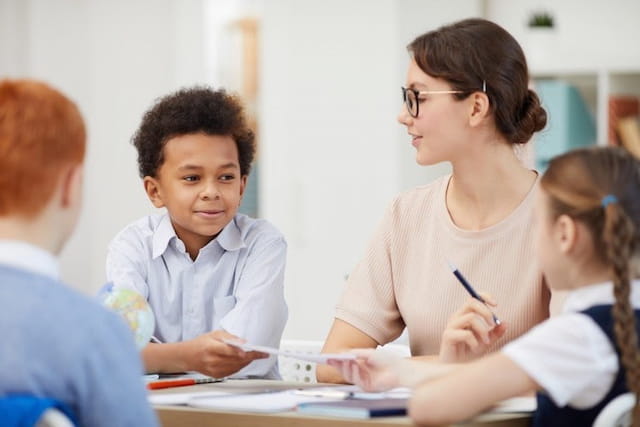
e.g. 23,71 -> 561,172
503,280 -> 640,409
0,240 -> 59,280
106,212 -> 288,379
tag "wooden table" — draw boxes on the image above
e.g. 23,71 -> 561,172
152,380 -> 531,427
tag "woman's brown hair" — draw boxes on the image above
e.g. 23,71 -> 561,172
408,18 -> 547,145
541,146 -> 640,422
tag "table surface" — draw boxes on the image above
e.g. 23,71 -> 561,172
151,379 -> 532,427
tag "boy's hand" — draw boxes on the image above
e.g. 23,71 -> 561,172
439,293 -> 507,363
185,330 -> 268,378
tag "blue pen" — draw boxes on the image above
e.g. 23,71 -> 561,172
447,260 -> 501,326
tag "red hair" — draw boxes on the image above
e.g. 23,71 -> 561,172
0,79 -> 86,217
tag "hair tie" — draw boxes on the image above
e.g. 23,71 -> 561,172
602,194 -> 618,208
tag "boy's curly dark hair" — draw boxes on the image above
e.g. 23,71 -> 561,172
132,87 -> 255,178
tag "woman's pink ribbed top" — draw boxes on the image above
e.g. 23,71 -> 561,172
336,174 -> 550,356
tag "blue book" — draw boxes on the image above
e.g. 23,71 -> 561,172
297,398 -> 407,419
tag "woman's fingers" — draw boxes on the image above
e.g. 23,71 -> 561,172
452,298 -> 498,328
440,295 -> 506,363
488,322 -> 508,341
442,328 -> 480,351
477,291 -> 497,307
447,312 -> 492,344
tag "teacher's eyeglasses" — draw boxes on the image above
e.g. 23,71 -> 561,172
401,81 -> 486,118
401,87 -> 464,118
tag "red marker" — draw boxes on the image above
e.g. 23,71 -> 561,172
147,377 -> 219,390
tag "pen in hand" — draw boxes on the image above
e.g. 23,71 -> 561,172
446,260 -> 501,326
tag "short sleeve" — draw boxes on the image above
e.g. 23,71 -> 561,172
335,197 -> 404,345
502,314 -> 619,408
105,228 -> 150,299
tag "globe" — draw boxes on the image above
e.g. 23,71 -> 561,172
99,285 -> 155,350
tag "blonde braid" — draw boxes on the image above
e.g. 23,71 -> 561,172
604,202 -> 640,425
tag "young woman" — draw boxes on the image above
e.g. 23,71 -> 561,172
330,146 -> 640,426
318,18 -> 549,382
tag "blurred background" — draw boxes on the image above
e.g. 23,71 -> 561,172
1,0 -> 639,342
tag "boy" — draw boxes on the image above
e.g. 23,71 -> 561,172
106,87 -> 287,379
0,79 -> 157,426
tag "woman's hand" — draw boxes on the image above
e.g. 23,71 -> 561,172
439,293 -> 507,363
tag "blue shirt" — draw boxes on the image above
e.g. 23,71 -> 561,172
0,240 -> 158,427
106,213 -> 288,378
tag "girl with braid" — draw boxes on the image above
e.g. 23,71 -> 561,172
329,146 -> 640,426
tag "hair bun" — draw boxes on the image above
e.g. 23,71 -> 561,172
511,90 -> 547,145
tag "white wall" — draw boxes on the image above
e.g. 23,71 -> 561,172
260,0 -> 482,340
260,0 -> 400,341
0,0 -> 28,76
487,0 -> 640,71
0,0 -> 207,292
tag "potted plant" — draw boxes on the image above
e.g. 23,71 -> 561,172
525,11 -> 556,66
528,12 -> 554,29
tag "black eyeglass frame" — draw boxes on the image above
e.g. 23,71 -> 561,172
401,81 -> 487,118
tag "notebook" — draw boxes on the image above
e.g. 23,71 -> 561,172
296,398 -> 408,419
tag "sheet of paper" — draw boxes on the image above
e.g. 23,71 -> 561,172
188,390 -> 334,413
222,339 -> 356,364
149,391 -> 232,406
491,396 -> 536,413
351,387 -> 412,400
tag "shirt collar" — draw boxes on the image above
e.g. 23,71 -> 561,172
562,280 -> 640,313
215,217 -> 246,252
0,240 -> 60,280
152,214 -> 177,259
151,214 -> 246,259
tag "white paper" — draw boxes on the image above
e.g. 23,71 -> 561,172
188,390 -> 333,413
149,391 -> 232,405
151,385 -> 411,412
222,339 -> 356,364
491,396 -> 536,413
351,387 -> 412,400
